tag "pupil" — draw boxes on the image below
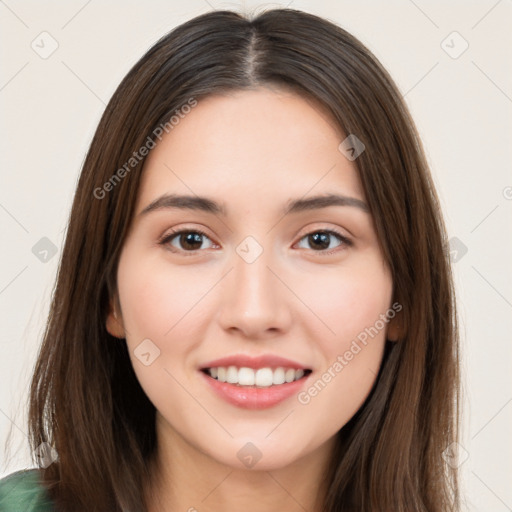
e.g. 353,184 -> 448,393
182,232 -> 202,250
310,232 -> 329,250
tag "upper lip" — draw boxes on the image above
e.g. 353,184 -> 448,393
200,354 -> 311,371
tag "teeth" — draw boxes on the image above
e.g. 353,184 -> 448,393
206,366 -> 307,387
226,366 -> 238,384
256,368 -> 273,387
239,367 -> 255,385
272,367 -> 285,385
285,368 -> 296,382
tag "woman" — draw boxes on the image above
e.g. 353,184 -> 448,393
0,7 -> 460,512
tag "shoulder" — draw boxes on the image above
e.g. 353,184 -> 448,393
0,469 -> 56,511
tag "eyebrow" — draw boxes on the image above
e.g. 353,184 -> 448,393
138,192 -> 369,217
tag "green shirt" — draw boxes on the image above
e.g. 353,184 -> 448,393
0,469 -> 55,511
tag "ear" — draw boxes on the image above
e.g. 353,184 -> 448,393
386,311 -> 402,342
106,295 -> 126,339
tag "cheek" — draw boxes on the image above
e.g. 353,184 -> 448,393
293,259 -> 392,428
296,256 -> 393,347
115,251 -> 211,410
117,251 -> 212,343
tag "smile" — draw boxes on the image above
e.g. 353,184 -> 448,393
202,366 -> 312,387
199,366 -> 313,410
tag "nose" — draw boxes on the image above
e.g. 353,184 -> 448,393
217,244 -> 293,339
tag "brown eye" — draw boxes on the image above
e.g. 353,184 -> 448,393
160,230 -> 215,252
296,230 -> 352,254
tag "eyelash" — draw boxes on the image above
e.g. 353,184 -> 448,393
158,227 -> 353,256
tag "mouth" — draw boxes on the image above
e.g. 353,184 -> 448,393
200,366 -> 313,388
198,354 -> 314,409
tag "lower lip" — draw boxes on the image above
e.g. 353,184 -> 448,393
199,370 -> 311,410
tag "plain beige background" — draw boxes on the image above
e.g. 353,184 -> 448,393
1,1 -> 511,510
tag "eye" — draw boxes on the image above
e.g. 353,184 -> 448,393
159,227 -> 352,256
295,229 -> 352,255
159,229 -> 217,254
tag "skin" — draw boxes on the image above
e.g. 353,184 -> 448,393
106,87 -> 399,512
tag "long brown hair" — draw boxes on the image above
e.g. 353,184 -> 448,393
27,8 -> 460,511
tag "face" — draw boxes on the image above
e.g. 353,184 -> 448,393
107,87 -> 399,471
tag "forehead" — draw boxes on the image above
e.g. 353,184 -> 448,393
136,87 -> 365,216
